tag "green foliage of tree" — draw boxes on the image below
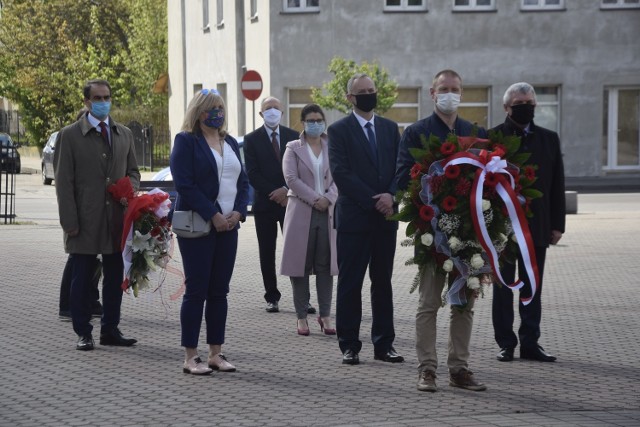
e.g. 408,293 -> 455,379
0,0 -> 167,147
311,57 -> 398,115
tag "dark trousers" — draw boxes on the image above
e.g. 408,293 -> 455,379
492,246 -> 547,350
59,255 -> 101,312
70,253 -> 124,337
254,208 -> 285,303
178,230 -> 238,348
335,229 -> 397,354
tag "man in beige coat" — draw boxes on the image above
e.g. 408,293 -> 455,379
55,79 -> 140,351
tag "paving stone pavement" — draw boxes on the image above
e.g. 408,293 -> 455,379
1,170 -> 640,427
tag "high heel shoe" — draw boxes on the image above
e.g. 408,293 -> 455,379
297,319 -> 310,336
317,316 -> 336,335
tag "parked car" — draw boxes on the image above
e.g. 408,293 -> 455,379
0,133 -> 21,173
41,131 -> 58,185
150,136 -> 254,205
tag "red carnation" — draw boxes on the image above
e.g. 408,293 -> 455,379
445,165 -> 461,180
419,205 -> 435,222
442,196 -> 457,212
440,142 -> 456,156
485,172 -> 499,187
455,178 -> 471,196
410,163 -> 423,180
428,175 -> 446,194
524,166 -> 536,181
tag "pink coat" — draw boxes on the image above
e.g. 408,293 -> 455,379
280,133 -> 338,277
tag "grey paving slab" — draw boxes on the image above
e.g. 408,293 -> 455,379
1,172 -> 640,426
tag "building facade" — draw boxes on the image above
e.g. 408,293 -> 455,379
167,0 -> 640,178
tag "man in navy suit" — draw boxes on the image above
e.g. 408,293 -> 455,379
328,73 -> 403,365
244,97 -> 316,314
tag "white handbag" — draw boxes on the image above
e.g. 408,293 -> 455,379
172,210 -> 212,238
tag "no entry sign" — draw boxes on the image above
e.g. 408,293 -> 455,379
241,70 -> 263,101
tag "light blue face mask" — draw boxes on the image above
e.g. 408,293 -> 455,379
304,121 -> 325,137
91,101 -> 111,119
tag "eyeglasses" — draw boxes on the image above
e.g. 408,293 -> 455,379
200,89 -> 220,96
304,119 -> 324,124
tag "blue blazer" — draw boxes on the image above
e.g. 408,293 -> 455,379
170,131 -> 250,227
328,113 -> 400,232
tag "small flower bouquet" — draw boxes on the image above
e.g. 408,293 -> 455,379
108,177 -> 173,297
394,131 -> 542,307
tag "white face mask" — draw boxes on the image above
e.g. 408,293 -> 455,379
262,108 -> 282,128
435,92 -> 461,115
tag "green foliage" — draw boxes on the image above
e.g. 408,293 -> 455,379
0,0 -> 168,147
310,57 -> 398,114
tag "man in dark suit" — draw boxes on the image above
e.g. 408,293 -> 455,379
492,82 -> 566,363
328,73 -> 403,366
244,97 -> 315,314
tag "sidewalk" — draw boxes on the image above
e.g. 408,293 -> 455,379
1,163 -> 640,426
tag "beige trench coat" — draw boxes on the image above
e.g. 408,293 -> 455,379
54,115 -> 140,254
280,134 -> 338,277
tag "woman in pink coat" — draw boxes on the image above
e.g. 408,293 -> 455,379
281,104 -> 338,336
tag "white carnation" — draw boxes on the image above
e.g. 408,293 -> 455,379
443,259 -> 454,272
467,276 -> 481,290
448,237 -> 463,252
420,233 -> 434,247
482,199 -> 491,212
470,253 -> 485,269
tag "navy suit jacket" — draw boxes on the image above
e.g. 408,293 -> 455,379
170,131 -> 250,226
328,113 -> 400,232
244,124 -> 299,213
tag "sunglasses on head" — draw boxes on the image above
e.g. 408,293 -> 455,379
200,89 -> 220,96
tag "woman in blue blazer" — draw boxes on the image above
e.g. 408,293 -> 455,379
170,89 -> 250,375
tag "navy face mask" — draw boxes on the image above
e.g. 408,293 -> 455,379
203,109 -> 225,128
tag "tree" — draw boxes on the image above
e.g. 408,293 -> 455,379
311,57 -> 398,115
0,0 -> 167,147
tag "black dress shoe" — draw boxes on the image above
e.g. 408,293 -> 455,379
342,349 -> 359,365
306,303 -> 316,314
496,347 -> 514,362
99,328 -> 137,346
76,335 -> 94,351
59,310 -> 72,321
91,304 -> 103,318
520,345 -> 556,362
265,302 -> 279,313
374,348 -> 405,363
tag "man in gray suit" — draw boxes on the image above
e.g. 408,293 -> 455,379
55,79 -> 140,351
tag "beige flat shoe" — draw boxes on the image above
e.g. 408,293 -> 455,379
208,353 -> 236,372
183,356 -> 213,375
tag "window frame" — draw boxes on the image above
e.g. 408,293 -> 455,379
382,87 -> 421,134
216,0 -> 224,28
202,0 -> 210,32
383,0 -> 428,12
452,0 -> 496,12
533,85 -> 561,134
600,0 -> 640,9
458,86 -> 491,130
250,0 -> 259,20
282,0 -> 320,13
520,0 -> 565,11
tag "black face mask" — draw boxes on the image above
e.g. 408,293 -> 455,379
353,93 -> 377,113
510,103 -> 535,125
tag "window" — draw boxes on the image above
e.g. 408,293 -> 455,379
384,0 -> 428,11
603,88 -> 640,170
533,86 -> 560,134
193,84 -> 203,96
453,0 -> 496,11
521,0 -> 564,10
287,89 -> 313,132
250,0 -> 258,20
283,0 -> 320,13
381,88 -> 420,134
216,83 -> 227,103
202,0 -> 210,32
458,87 -> 490,129
216,0 -> 224,28
601,0 -> 640,9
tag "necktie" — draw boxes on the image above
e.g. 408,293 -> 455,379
99,122 -> 110,146
365,122 -> 377,162
271,131 -> 280,161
